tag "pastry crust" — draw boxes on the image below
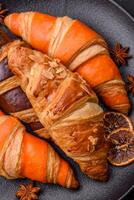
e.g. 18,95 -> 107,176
8,42 -> 108,181
4,12 -> 130,113
0,112 -> 78,188
0,116 -> 23,179
11,108 -> 38,123
0,41 -> 45,133
0,76 -> 19,95
48,16 -> 73,57
69,43 -> 107,71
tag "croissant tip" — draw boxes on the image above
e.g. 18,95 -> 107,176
89,174 -> 109,182
4,14 -> 9,26
116,106 -> 131,116
4,13 -> 20,36
70,177 -> 79,189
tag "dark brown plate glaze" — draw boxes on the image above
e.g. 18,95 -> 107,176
0,0 -> 134,200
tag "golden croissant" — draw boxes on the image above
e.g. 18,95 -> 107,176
0,110 -> 78,188
3,40 -> 109,181
0,40 -> 48,137
4,12 -> 130,114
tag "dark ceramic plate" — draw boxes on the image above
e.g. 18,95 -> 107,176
0,0 -> 134,199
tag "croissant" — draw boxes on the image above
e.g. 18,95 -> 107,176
4,12 -> 130,114
0,110 -> 78,188
0,40 -> 50,138
7,41 -> 109,181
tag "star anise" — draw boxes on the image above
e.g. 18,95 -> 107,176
111,43 -> 131,66
127,74 -> 134,96
16,183 -> 40,200
0,3 -> 8,24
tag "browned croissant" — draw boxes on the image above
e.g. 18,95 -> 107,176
4,12 -> 130,114
0,40 -> 49,138
0,111 -> 78,188
6,41 -> 109,181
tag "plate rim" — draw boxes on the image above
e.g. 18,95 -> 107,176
108,1 -> 134,199
109,0 -> 134,23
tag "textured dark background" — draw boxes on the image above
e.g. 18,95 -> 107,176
116,0 -> 134,17
115,1 -> 134,199
0,0 -> 134,200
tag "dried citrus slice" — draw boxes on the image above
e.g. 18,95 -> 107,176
107,128 -> 134,166
103,112 -> 133,136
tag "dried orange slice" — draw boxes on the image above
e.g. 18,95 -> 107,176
103,112 -> 133,136
107,128 -> 134,166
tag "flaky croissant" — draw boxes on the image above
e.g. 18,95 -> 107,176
7,41 -> 108,181
0,40 -> 49,138
4,12 -> 130,114
0,110 -> 78,188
